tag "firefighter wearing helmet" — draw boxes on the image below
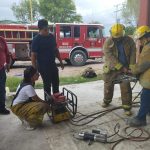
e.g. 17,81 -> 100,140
102,23 -> 136,116
128,26 -> 150,127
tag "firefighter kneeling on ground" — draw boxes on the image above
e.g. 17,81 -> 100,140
128,26 -> 150,127
102,23 -> 136,116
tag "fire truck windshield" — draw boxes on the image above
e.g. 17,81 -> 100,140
87,26 -> 101,38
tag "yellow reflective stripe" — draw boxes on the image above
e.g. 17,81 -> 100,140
115,63 -> 123,70
122,105 -> 131,109
129,64 -> 134,69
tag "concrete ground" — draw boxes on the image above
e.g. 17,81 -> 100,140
1,81 -> 150,150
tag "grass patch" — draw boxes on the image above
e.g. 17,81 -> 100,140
6,77 -> 43,92
60,74 -> 102,85
7,74 -> 102,92
6,77 -> 22,92
35,82 -> 43,89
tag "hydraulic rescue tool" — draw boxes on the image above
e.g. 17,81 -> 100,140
78,129 -> 108,144
112,74 -> 138,84
74,124 -> 150,150
45,88 -> 77,123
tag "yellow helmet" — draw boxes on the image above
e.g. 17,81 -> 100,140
110,23 -> 125,38
135,26 -> 150,39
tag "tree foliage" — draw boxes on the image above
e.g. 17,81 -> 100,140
125,26 -> 136,35
11,0 -> 39,23
38,0 -> 82,23
11,0 -> 82,23
122,0 -> 140,25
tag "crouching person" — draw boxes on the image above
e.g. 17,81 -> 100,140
11,66 -> 50,130
128,26 -> 150,127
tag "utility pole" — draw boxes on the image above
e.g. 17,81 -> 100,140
29,0 -> 33,24
114,4 -> 123,23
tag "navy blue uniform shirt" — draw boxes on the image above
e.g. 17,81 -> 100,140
116,41 -> 128,67
32,33 -> 57,69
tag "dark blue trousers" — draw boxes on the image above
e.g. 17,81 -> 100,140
0,67 -> 6,110
137,88 -> 150,121
38,65 -> 59,98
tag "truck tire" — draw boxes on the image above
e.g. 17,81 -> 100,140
70,50 -> 87,66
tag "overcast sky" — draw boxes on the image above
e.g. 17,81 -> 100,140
0,0 -> 126,34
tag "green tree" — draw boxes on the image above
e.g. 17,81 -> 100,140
122,0 -> 140,25
125,26 -> 136,35
11,0 -> 39,23
38,0 -> 82,23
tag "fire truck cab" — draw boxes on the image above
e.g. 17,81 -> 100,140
54,23 -> 105,66
0,23 -> 105,66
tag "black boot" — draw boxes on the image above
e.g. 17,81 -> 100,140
0,108 -> 10,115
128,117 -> 146,127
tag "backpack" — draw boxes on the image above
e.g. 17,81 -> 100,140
81,67 -> 97,78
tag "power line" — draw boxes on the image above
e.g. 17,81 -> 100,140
114,3 -> 124,23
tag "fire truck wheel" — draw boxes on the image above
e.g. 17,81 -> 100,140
70,50 -> 87,66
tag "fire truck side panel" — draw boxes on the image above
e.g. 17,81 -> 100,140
60,52 -> 70,60
56,24 -> 73,60
83,25 -> 104,58
71,25 -> 86,48
68,25 -> 88,58
88,50 -> 104,58
15,43 -> 30,60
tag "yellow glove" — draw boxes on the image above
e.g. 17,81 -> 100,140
115,63 -> 123,70
103,65 -> 110,73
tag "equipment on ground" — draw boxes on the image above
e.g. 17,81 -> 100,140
81,67 -> 97,78
78,129 -> 108,144
74,123 -> 150,150
45,88 -> 77,123
112,74 -> 138,84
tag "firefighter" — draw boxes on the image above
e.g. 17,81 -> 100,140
128,26 -> 150,127
102,23 -> 136,116
31,19 -> 64,98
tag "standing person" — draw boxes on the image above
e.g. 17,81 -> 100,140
0,36 -> 10,115
128,26 -> 150,127
102,24 -> 136,116
31,19 -> 64,98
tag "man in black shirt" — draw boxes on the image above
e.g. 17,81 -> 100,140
31,19 -> 64,97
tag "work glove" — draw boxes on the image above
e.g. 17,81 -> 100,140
103,65 -> 110,74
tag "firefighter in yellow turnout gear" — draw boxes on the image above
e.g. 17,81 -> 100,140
128,26 -> 150,127
102,24 -> 136,116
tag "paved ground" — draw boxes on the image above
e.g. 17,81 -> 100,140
1,81 -> 150,150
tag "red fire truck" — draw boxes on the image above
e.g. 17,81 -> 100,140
0,23 -> 105,66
